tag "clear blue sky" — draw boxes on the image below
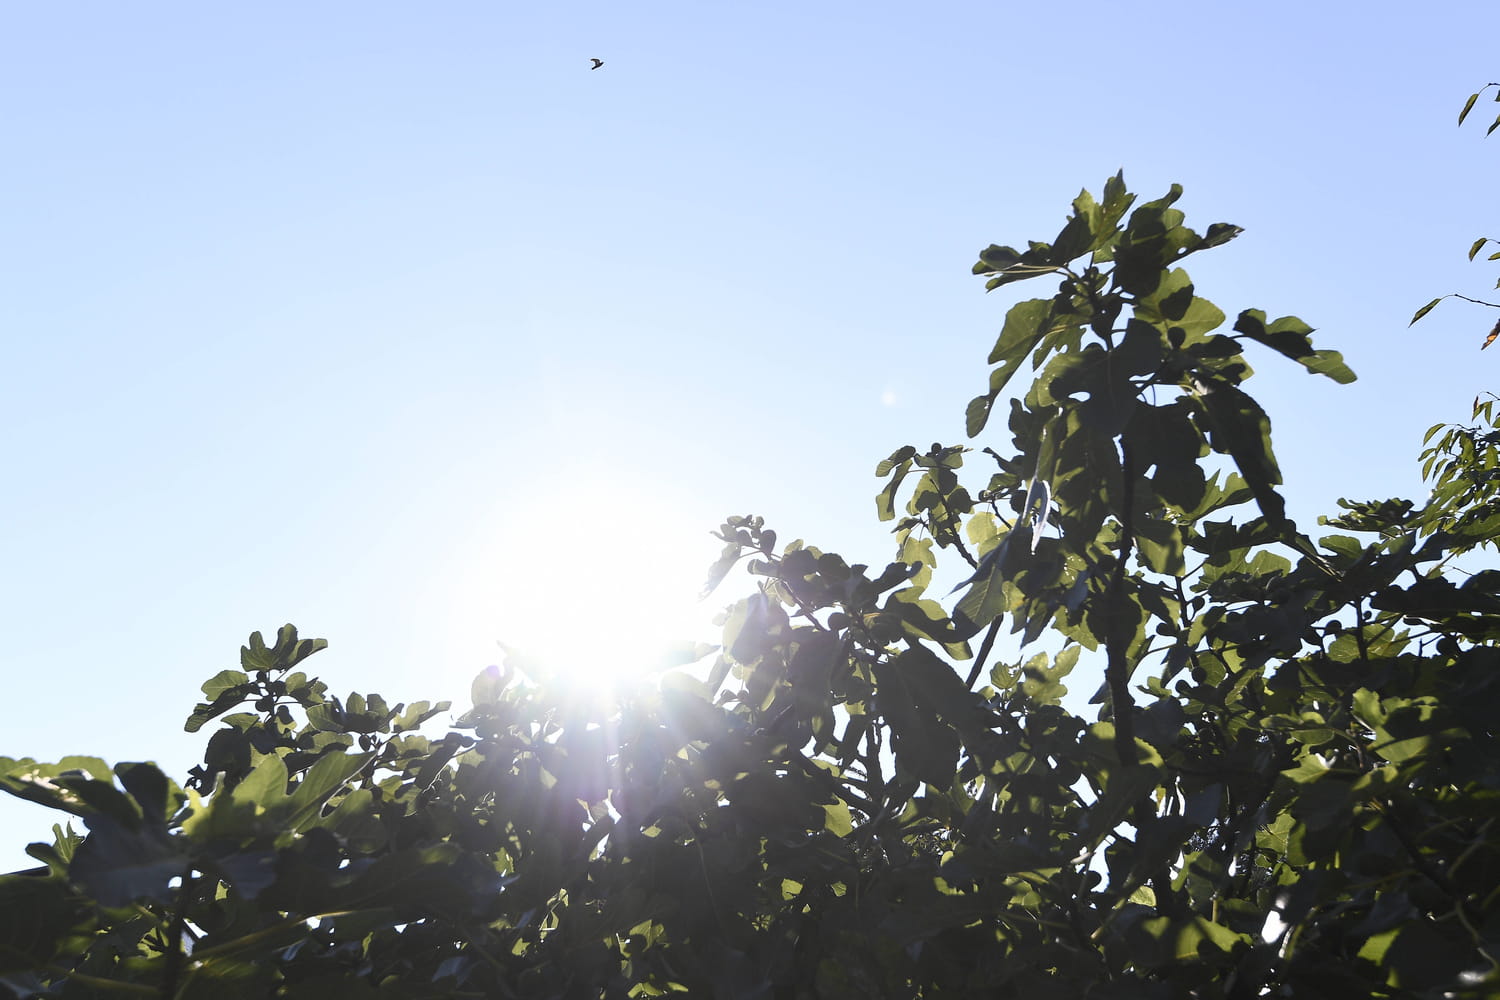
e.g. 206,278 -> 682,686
2,3 -> 1495,862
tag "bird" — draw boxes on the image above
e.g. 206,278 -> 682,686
589,58 -> 604,70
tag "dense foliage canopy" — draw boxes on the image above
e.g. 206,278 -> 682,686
5,173 -> 1500,999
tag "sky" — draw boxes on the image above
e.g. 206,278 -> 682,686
1,3 -> 1496,864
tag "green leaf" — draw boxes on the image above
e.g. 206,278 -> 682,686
1049,192 -> 1097,263
1132,916 -> 1245,962
988,298 -> 1054,368
24,822 -> 84,876
1136,269 -> 1226,342
875,445 -> 917,477
701,540 -> 741,597
240,625 -> 327,674
1409,296 -> 1444,326
316,787 -> 387,853
115,762 -> 172,825
1201,222 -> 1243,249
965,394 -> 996,439
202,669 -> 251,700
183,754 -> 290,842
874,649 -> 967,785
1232,310 -> 1355,383
186,670 -> 257,733
1135,516 -> 1186,575
0,760 -> 137,825
952,539 -> 1012,633
969,298 -> 1059,436
1019,648 -> 1075,705
235,753 -> 289,809
268,842 -> 503,916
974,244 -> 1022,273
285,751 -> 373,832
1192,379 -> 1287,527
392,699 -> 452,731
821,798 -> 853,836
1102,170 -> 1129,213
876,454 -> 915,521
69,814 -> 187,907
0,875 -> 92,973
1460,90 -> 1481,125
470,664 -> 509,707
724,592 -> 789,667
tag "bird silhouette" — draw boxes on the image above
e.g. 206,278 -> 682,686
590,58 -> 604,70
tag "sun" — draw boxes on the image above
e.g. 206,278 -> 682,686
435,472 -> 724,703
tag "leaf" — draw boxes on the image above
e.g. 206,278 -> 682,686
0,763 -> 141,826
1469,237 -> 1490,260
1192,379 -> 1287,527
185,670 -> 257,733
971,242 -> 1059,290
1201,222 -> 1243,249
725,592 -> 789,667
115,762 -> 172,825
240,625 -> 327,674
701,540 -> 741,597
876,445 -> 917,477
888,590 -> 970,655
1128,272 -> 1226,364
1232,310 -> 1355,383
284,751 -> 373,832
392,699 -> 452,731
965,394 -> 996,439
821,798 -> 853,837
470,664 -> 508,707
182,754 -> 290,842
1135,516 -> 1185,575
0,875 -> 92,973
874,649 -> 967,785
321,788 -> 387,854
1019,649 -> 1072,705
969,298 -> 1058,436
25,822 -> 84,876
1049,195 -> 1097,264
69,814 -> 187,907
974,244 -> 1022,273
1409,296 -> 1444,326
1483,318 -> 1500,350
1460,90 -> 1481,125
202,669 -> 251,700
876,454 -> 915,521
952,538 -> 1011,634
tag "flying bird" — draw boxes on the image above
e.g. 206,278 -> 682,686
590,58 -> 604,70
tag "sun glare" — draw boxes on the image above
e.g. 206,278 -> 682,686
437,475 -> 723,703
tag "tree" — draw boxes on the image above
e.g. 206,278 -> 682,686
5,176 -> 1500,999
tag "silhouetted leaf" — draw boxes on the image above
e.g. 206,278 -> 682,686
1233,310 -> 1355,383
69,814 -> 186,907
1193,378 -> 1286,526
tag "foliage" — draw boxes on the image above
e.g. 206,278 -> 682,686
1409,83 -> 1500,347
6,177 -> 1500,998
